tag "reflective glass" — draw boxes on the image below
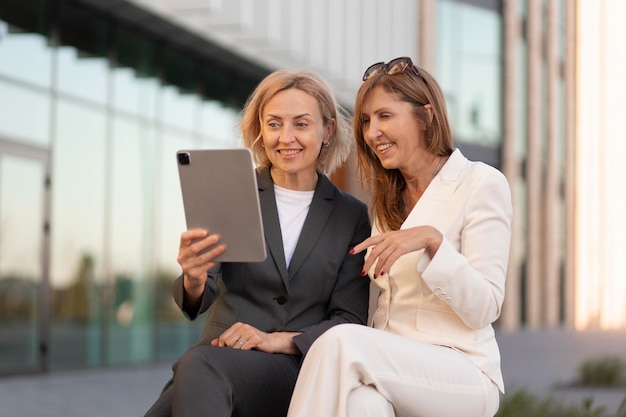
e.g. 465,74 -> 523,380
56,5 -> 108,105
0,0 -> 277,375
157,128 -> 192,275
0,153 -> 45,373
154,128 -> 203,361
107,115 -> 154,365
49,99 -> 106,370
112,67 -> 159,120
112,29 -> 158,118
161,85 -> 198,133
198,100 -> 242,148
56,45 -> 108,105
161,51 -> 197,132
200,67 -> 255,112
437,0 -> 502,145
0,80 -> 50,146
0,20 -> 51,88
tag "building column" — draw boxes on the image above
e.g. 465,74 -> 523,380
544,0 -> 562,327
525,0 -> 544,328
500,0 -> 522,331
575,0 -> 626,330
563,0 -> 576,328
418,0 -> 437,72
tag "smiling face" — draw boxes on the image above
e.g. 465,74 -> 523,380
261,88 -> 329,190
359,86 -> 429,174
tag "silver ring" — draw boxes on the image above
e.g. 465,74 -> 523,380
238,340 -> 244,346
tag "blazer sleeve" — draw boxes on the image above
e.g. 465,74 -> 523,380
293,202 -> 371,356
172,264 -> 222,320
418,167 -> 513,329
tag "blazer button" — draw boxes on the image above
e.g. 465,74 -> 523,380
275,296 -> 287,305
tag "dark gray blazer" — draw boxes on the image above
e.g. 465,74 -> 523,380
173,167 -> 371,356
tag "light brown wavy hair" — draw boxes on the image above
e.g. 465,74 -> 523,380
240,69 -> 353,175
353,64 -> 454,232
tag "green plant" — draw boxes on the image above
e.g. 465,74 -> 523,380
578,356 -> 625,388
496,388 -> 612,417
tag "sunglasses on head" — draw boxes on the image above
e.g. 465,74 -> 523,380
362,56 -> 421,81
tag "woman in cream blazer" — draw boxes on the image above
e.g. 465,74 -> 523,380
287,57 -> 512,417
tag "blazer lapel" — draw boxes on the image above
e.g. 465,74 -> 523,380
404,148 -> 467,227
257,168 -> 289,284
287,173 -> 335,278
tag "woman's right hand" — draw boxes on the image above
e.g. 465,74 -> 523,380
177,228 -> 226,296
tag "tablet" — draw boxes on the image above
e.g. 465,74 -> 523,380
176,148 -> 267,263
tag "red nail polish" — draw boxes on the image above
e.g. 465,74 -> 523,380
360,270 -> 366,277
373,274 -> 377,279
349,248 -> 355,255
380,271 -> 384,276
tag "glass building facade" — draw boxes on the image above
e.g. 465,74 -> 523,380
0,0 -> 575,377
436,0 -> 504,173
438,0 -> 503,147
0,0 -> 266,375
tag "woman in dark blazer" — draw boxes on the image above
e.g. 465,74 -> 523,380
144,69 -> 371,417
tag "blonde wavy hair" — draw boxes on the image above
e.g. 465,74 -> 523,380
240,69 -> 353,175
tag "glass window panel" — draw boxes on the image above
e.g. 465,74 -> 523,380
157,129 -> 191,276
161,51 -> 197,131
112,68 -> 159,120
49,99 -> 106,370
437,0 -> 502,146
0,155 -> 43,287
107,115 -> 154,365
154,128 -> 203,361
112,28 -> 158,118
0,80 -> 50,145
198,100 -> 242,148
0,153 -> 45,373
56,45 -> 108,105
161,85 -> 198,133
0,19 -> 51,88
200,66 -> 257,111
56,4 -> 108,105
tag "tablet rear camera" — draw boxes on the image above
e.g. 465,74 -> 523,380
178,152 -> 190,165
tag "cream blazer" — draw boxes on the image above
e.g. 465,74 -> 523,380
368,149 -> 512,393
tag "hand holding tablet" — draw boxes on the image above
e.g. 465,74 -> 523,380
176,148 -> 267,263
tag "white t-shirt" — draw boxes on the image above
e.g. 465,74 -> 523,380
274,184 -> 314,267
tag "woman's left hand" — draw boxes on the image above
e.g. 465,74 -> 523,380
211,322 -> 301,354
351,225 -> 443,278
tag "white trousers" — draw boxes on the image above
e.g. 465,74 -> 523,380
287,324 -> 500,417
